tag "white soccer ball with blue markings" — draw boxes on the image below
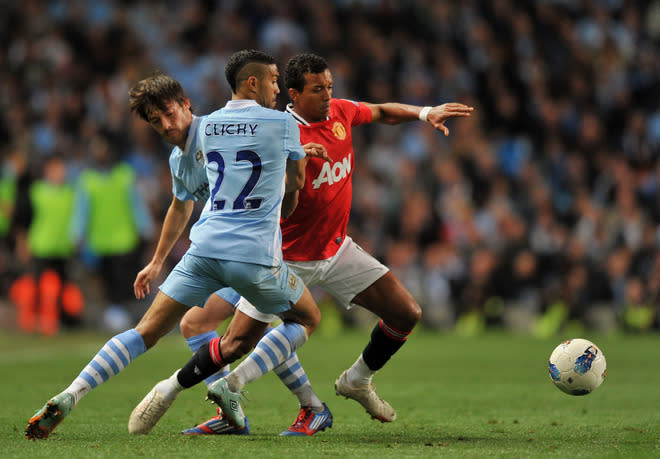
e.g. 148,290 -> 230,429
548,338 -> 607,396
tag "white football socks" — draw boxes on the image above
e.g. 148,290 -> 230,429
156,369 -> 184,400
346,354 -> 375,386
225,323 -> 307,393
64,329 -> 147,406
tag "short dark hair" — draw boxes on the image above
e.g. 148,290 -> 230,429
129,73 -> 188,121
225,49 -> 276,93
285,53 -> 329,92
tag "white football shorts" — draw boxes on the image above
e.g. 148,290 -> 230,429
287,236 -> 389,309
235,296 -> 279,323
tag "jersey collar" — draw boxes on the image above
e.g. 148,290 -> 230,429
182,115 -> 201,156
285,103 -> 330,125
285,104 -> 309,126
224,99 -> 260,109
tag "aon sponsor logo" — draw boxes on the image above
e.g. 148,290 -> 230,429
311,154 -> 352,189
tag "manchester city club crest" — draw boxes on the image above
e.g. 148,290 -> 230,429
288,273 -> 298,290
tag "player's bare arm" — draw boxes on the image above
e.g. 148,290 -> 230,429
285,157 -> 307,193
282,155 -> 310,218
281,190 -> 300,219
365,102 -> 474,136
133,197 -> 194,299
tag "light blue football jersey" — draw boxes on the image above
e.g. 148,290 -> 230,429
169,115 -> 210,202
188,100 -> 305,267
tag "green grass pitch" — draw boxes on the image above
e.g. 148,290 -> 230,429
1,328 -> 658,458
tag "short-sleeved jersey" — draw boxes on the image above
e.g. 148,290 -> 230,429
281,98 -> 372,261
188,100 -> 306,267
169,115 -> 210,202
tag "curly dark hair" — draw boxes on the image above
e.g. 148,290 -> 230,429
225,49 -> 276,93
285,53 -> 329,92
128,72 -> 189,121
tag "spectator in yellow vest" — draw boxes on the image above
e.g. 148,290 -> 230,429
0,148 -> 26,297
9,155 -> 85,335
71,135 -> 154,331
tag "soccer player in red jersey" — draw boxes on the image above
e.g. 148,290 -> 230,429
130,52 -> 473,434
279,53 -> 473,421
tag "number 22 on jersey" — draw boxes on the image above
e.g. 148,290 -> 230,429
207,150 -> 263,211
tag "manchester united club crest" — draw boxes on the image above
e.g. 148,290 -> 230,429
332,121 -> 346,140
195,150 -> 204,165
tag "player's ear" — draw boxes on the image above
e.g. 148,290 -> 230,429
246,75 -> 259,93
288,88 -> 299,103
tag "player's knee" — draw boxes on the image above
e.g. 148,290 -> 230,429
179,313 -> 219,338
301,305 -> 321,336
286,295 -> 321,335
310,305 -> 321,329
386,298 -> 422,332
179,315 -> 197,338
407,300 -> 423,328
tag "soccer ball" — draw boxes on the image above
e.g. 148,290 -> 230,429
548,338 -> 607,396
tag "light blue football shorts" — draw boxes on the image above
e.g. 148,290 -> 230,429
159,252 -> 305,315
214,287 -> 241,306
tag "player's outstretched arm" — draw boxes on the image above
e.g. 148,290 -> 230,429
134,197 -> 194,299
365,102 -> 474,136
424,103 -> 474,135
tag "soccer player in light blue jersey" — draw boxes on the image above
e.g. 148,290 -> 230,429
25,50 -> 327,440
126,73 -> 331,436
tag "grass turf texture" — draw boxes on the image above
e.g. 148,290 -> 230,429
1,329 -> 658,458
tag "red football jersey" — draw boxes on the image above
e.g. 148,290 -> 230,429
282,98 -> 373,261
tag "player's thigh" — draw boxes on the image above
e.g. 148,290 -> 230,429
203,292 -> 237,321
321,237 -> 421,328
179,293 -> 236,337
279,286 -> 321,331
214,287 -> 241,306
135,290 -> 189,348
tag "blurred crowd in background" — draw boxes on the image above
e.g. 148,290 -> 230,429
1,0 -> 659,336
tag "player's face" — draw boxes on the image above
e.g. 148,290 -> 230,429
147,99 -> 192,149
291,69 -> 332,123
256,64 -> 281,109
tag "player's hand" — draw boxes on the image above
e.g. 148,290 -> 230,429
133,261 -> 162,300
303,143 -> 332,162
426,103 -> 474,136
